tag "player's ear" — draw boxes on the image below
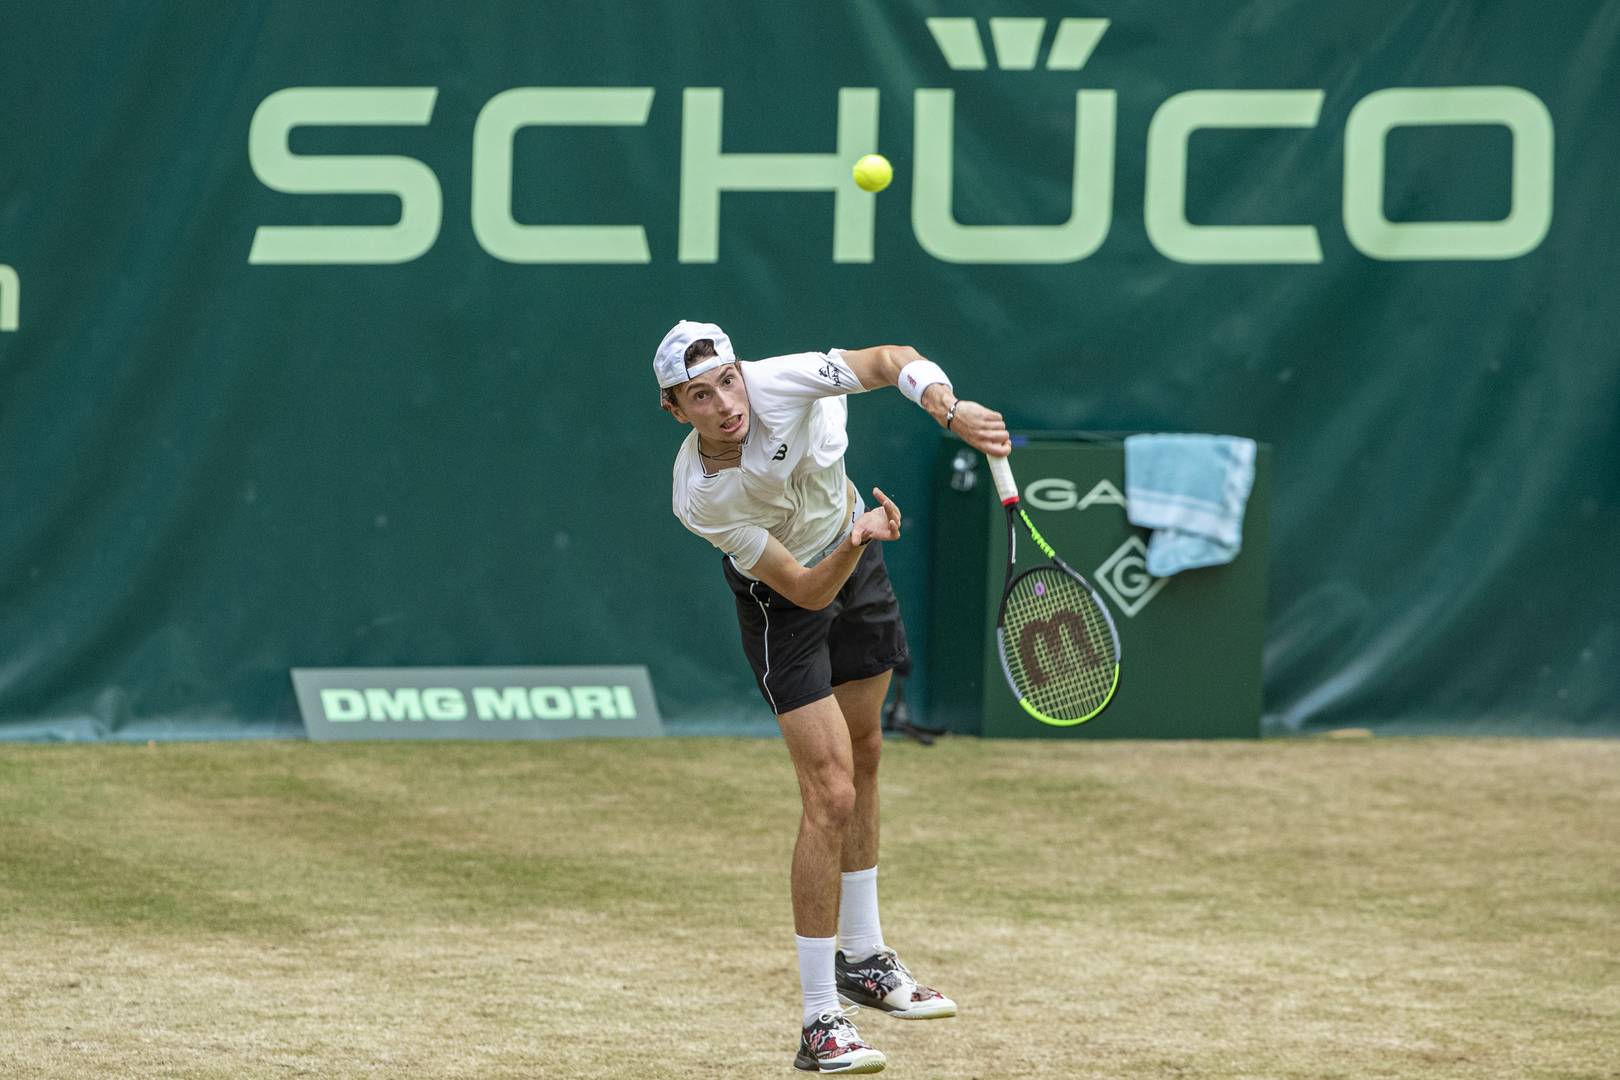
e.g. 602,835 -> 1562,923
662,389 -> 690,424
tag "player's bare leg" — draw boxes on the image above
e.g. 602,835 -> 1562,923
832,671 -> 890,873
778,696 -> 887,1072
777,695 -> 858,936
830,670 -> 958,1021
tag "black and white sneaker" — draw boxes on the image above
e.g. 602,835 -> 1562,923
793,1006 -> 886,1073
836,946 -> 957,1020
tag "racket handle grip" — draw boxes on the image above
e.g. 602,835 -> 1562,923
986,453 -> 1019,505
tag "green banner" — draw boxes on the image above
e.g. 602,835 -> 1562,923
2,2 -> 1615,738
290,666 -> 662,741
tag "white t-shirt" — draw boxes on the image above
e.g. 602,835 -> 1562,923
672,349 -> 867,577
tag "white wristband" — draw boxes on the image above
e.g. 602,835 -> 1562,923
897,359 -> 952,407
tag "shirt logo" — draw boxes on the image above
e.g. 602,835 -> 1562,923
772,443 -> 788,461
819,362 -> 845,387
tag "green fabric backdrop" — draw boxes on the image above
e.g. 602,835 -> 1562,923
1,1 -> 1615,738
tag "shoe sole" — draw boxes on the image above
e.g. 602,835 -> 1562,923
837,991 -> 957,1020
794,1048 -> 887,1073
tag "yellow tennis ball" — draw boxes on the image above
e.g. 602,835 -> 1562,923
853,153 -> 893,193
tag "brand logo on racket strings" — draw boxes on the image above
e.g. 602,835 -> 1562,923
1019,611 -> 1103,685
1096,536 -> 1168,618
246,18 -> 1553,266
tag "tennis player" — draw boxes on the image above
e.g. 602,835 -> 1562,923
655,320 -> 1010,1073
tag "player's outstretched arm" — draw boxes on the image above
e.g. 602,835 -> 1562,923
748,489 -> 902,611
840,345 -> 1011,457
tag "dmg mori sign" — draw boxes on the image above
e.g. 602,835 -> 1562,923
247,18 -> 1553,267
290,666 -> 662,742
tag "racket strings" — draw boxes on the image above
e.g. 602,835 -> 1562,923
999,567 -> 1116,719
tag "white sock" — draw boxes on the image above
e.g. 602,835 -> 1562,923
837,866 -> 885,961
796,934 -> 840,1026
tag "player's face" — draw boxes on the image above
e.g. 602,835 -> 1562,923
673,364 -> 750,444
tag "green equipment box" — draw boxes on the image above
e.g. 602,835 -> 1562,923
926,435 -> 1270,739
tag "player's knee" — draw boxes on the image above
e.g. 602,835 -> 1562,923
804,770 -> 857,828
850,728 -> 883,774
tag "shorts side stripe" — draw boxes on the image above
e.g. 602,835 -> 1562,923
749,581 -> 778,713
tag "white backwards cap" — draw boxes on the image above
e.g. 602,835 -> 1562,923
654,320 -> 737,397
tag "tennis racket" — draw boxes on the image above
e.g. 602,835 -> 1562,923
986,453 -> 1122,725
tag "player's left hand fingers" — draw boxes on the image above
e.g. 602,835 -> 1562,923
872,487 -> 902,525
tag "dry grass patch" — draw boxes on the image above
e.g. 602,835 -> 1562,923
1,737 -> 1616,1078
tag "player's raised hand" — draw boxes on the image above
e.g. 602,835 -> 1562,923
948,400 -> 1012,457
851,487 -> 902,546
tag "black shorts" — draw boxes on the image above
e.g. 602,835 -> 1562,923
723,542 -> 911,715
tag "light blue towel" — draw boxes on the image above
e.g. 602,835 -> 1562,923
1124,434 -> 1257,576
